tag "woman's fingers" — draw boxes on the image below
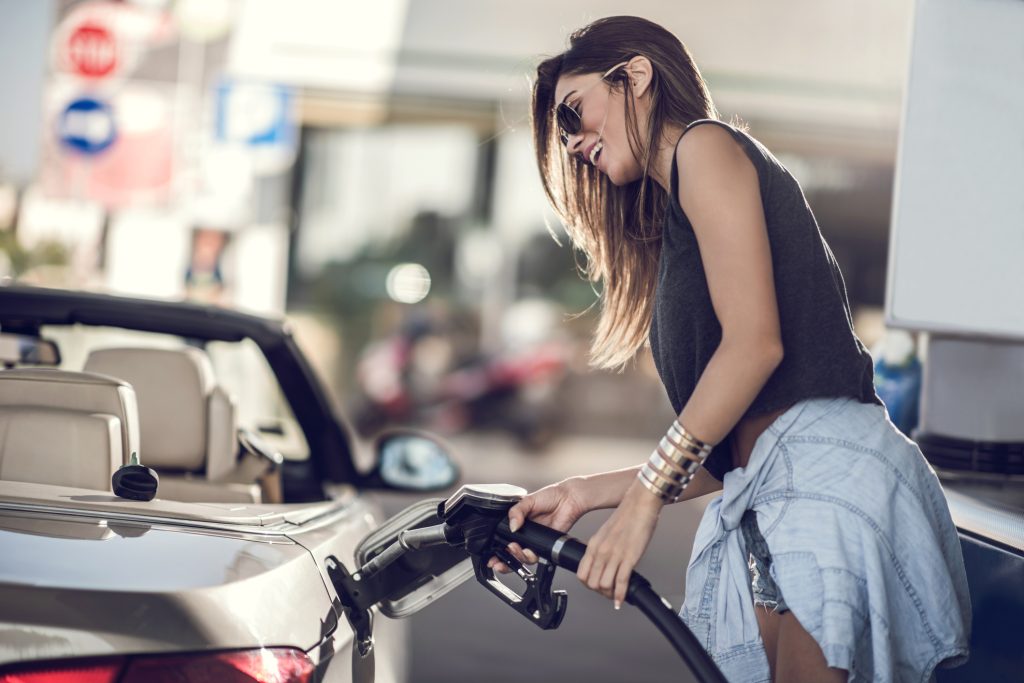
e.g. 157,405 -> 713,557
614,565 -> 631,608
598,556 -> 619,598
581,547 -> 609,592
490,542 -> 541,573
503,543 -> 520,565
577,522 -> 645,606
576,547 -> 593,584
507,495 -> 535,533
583,550 -> 634,605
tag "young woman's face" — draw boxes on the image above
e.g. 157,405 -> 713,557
553,70 -> 646,186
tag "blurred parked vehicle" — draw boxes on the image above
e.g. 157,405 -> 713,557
0,285 -> 459,683
354,301 -> 571,449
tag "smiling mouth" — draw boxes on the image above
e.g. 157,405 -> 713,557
589,141 -> 604,166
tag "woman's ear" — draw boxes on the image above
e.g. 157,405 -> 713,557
626,56 -> 654,98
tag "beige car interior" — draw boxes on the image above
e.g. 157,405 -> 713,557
0,347 -> 282,505
84,347 -> 280,504
0,369 -> 136,491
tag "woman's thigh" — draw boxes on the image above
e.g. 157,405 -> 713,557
755,604 -> 848,683
775,611 -> 847,683
755,606 -> 781,679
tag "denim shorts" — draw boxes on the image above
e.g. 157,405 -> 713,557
679,397 -> 972,683
740,509 -> 789,615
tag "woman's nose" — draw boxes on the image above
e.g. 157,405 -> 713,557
565,132 -> 585,155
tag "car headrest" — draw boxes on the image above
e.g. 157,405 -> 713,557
84,347 -> 235,474
0,368 -> 140,464
0,407 -> 122,491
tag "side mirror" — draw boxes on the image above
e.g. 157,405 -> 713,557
368,430 -> 460,492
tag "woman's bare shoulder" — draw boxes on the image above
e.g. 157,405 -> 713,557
674,123 -> 759,206
676,122 -> 749,170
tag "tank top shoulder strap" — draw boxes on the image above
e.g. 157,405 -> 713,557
669,119 -> 753,204
669,119 -> 738,204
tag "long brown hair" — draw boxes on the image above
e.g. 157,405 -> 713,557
532,16 -> 718,370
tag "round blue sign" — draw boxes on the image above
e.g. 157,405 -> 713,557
58,97 -> 117,155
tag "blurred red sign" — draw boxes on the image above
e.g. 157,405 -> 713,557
67,22 -> 118,78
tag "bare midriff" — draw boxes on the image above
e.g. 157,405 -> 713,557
730,405 -> 793,470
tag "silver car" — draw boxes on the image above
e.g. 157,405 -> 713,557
0,285 -> 459,683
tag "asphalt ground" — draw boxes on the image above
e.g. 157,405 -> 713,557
369,432 -> 719,683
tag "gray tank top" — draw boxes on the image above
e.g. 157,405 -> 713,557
649,119 -> 882,481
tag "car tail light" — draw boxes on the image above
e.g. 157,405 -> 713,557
0,648 -> 314,683
121,648 -> 314,683
0,661 -> 122,683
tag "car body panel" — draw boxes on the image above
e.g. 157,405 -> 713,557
286,499 -> 411,683
0,481 -> 360,532
0,482 -> 403,680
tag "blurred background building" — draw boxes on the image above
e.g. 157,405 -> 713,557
0,0 -> 911,447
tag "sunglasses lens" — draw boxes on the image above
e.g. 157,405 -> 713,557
556,103 -> 580,144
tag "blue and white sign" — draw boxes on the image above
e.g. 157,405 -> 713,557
58,96 -> 117,155
213,80 -> 296,174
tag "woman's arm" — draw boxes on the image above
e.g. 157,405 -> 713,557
566,463 -> 722,511
672,123 -> 785,445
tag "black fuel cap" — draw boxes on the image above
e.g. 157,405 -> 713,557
112,452 -> 159,502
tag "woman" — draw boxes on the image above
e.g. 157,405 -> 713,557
488,16 -> 971,683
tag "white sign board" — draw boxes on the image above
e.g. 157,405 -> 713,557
886,0 -> 1024,340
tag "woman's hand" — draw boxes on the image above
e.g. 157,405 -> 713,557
576,480 -> 663,609
487,478 -> 589,573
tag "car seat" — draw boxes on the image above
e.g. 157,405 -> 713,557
84,347 -> 262,504
0,369 -> 138,491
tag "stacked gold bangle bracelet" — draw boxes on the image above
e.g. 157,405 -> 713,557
636,419 -> 714,503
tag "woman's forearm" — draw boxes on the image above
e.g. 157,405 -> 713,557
566,463 -> 723,511
568,467 -> 638,510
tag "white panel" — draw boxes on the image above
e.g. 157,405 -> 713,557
105,208 -> 191,299
887,0 -> 1024,339
226,0 -> 408,91
232,223 -> 288,315
919,337 -> 1024,441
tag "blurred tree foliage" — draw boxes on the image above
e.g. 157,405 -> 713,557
0,232 -> 69,277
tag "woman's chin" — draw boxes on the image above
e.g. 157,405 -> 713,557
604,165 -> 642,187
604,166 -> 625,186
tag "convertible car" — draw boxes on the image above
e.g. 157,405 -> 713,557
0,285 -> 459,682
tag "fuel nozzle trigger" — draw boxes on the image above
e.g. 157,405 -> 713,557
472,546 -> 567,630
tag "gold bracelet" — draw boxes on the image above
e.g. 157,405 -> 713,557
668,421 -> 713,457
637,420 -> 717,503
637,466 -> 682,501
636,475 -> 669,502
648,451 -> 697,483
659,435 -> 705,462
669,419 -> 712,448
641,462 -> 678,488
653,445 -> 705,477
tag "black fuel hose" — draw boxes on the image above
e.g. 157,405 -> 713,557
495,518 -> 728,683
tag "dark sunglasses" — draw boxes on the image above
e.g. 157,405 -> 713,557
556,62 -> 629,146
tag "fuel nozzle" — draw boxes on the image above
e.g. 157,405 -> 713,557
440,484 -> 568,630
439,483 -> 526,553
112,452 -> 159,502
